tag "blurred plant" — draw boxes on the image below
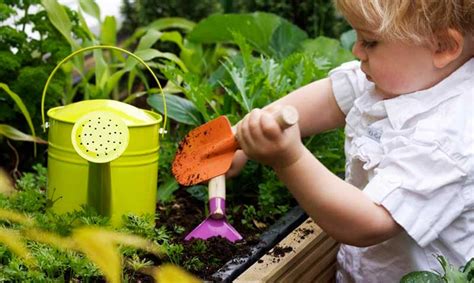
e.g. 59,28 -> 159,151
400,255 -> 474,283
0,166 -> 200,282
227,0 -> 351,38
120,0 -> 222,35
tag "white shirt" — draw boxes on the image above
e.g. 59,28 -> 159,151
329,59 -> 474,283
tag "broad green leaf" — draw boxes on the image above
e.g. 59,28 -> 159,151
0,228 -> 36,267
301,36 -> 355,69
160,31 -> 184,49
148,17 -> 196,33
399,271 -> 444,283
340,29 -> 356,51
128,49 -> 188,72
147,93 -> 201,126
0,125 -> 47,144
269,19 -> 308,59
157,178 -> 180,203
41,0 -> 79,49
152,263 -> 201,283
0,83 -> 39,154
188,12 -> 307,58
101,16 -> 117,46
79,0 -> 100,22
136,29 -> 163,51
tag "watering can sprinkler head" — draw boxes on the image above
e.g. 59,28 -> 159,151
71,111 -> 129,163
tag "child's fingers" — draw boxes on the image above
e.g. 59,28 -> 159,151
260,111 -> 282,140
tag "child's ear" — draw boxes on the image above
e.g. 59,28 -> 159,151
432,28 -> 464,69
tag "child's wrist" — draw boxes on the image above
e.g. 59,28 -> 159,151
270,143 -> 306,171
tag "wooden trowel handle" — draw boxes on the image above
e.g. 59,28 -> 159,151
231,105 -> 299,134
209,174 -> 226,219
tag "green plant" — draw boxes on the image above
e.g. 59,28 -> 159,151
120,0 -> 222,35
0,167 -> 199,282
230,0 -> 351,38
401,256 -> 474,283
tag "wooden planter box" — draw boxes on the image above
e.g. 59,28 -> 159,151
235,218 -> 339,282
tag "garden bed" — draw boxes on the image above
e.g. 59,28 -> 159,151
156,188 -> 308,281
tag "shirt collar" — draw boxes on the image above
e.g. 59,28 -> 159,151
383,58 -> 473,130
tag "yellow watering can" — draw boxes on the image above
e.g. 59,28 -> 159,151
41,46 -> 167,226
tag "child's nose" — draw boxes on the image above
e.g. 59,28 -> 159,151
352,41 -> 368,61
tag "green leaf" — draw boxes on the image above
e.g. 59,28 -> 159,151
340,29 -> 356,51
437,255 -> 467,283
400,271 -> 444,283
101,16 -> 117,46
186,185 -> 207,202
129,49 -> 188,72
188,12 -> 307,58
269,19 -> 308,59
462,258 -> 474,281
147,93 -> 202,126
160,31 -> 184,49
41,0 -> 79,49
301,36 -> 355,69
147,17 -> 196,33
93,50 -> 109,91
79,0 -> 101,22
0,125 -> 47,144
157,178 -> 179,203
104,70 -> 127,97
0,83 -> 39,154
136,29 -> 163,51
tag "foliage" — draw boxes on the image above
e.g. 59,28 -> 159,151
147,20 -> 352,224
120,0 -> 222,35
400,256 -> 474,283
0,165 -> 199,282
120,0 -> 351,39
0,0 -> 82,169
187,12 -> 308,59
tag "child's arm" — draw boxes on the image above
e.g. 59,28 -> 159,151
264,78 -> 346,137
227,77 -> 346,177
236,107 -> 402,247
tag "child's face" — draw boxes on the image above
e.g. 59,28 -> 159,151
352,28 -> 441,99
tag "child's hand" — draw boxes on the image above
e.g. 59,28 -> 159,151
226,150 -> 248,178
236,108 -> 305,170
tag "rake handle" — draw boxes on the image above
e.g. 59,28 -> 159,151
209,106 -> 299,218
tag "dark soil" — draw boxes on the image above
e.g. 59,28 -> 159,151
155,189 -> 263,280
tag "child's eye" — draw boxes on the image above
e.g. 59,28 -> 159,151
361,40 -> 378,48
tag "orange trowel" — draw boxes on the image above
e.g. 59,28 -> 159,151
172,106 -> 299,186
173,106 -> 299,242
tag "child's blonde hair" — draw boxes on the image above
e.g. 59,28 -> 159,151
334,0 -> 474,49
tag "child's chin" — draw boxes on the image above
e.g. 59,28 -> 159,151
374,86 -> 401,100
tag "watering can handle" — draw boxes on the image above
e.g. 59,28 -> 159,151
40,45 -> 167,135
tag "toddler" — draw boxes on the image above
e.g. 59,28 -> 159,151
230,0 -> 474,281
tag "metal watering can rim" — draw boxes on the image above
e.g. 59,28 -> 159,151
40,45 -> 167,135
47,99 -> 163,127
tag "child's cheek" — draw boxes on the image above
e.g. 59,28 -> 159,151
374,70 -> 417,96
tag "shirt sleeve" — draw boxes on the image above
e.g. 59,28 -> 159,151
363,140 -> 468,247
328,60 -> 368,115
